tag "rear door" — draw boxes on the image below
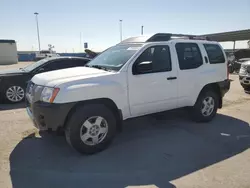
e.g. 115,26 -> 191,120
173,42 -> 206,107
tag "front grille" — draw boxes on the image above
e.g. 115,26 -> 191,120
247,66 -> 250,73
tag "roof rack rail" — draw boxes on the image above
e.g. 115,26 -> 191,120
119,33 -> 210,44
147,33 -> 210,42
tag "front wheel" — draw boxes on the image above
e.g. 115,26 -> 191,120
65,104 -> 117,154
241,84 -> 250,91
192,90 -> 219,122
4,85 -> 25,103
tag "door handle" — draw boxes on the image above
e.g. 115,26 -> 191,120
167,77 -> 177,80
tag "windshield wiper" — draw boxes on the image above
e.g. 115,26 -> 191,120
85,65 -> 113,72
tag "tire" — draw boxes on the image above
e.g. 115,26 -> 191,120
228,65 -> 234,74
192,90 -> 219,122
65,104 -> 117,154
4,85 -> 25,103
241,84 -> 250,91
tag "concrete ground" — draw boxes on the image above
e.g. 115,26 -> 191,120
0,63 -> 249,188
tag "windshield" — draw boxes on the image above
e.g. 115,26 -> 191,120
87,44 -> 142,71
23,58 -> 49,71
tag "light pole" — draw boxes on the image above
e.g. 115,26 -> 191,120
141,25 -> 144,35
34,12 -> 41,51
80,32 -> 82,52
119,20 -> 123,42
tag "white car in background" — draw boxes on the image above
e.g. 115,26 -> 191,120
239,60 -> 250,91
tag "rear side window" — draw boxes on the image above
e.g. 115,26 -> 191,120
204,44 -> 225,64
176,43 -> 203,70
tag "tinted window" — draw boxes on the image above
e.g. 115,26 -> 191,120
176,43 -> 203,70
73,59 -> 90,66
133,45 -> 172,75
24,58 -> 49,71
42,59 -> 75,71
204,44 -> 225,64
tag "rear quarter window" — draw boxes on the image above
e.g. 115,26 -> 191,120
204,44 -> 225,64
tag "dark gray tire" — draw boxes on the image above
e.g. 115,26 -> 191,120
192,90 -> 219,122
241,85 -> 250,91
65,104 -> 117,154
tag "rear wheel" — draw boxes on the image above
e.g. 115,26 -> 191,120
65,104 -> 117,154
192,90 -> 219,122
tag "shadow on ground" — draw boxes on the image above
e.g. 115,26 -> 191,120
9,111 -> 250,188
0,102 -> 25,111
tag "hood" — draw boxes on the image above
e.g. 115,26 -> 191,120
242,60 -> 250,66
32,67 -> 114,86
0,68 -> 26,76
234,49 -> 250,60
236,58 -> 250,62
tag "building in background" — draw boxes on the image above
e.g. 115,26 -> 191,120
0,40 -> 17,65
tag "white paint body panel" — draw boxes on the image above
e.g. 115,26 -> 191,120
31,39 -> 228,120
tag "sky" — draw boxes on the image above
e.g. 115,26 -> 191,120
1,0 -> 250,52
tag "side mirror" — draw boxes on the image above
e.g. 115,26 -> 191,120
135,61 -> 152,74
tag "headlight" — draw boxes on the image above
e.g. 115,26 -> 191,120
40,87 -> 60,103
240,64 -> 247,75
241,64 -> 247,70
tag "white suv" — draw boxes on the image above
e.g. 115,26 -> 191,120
26,33 -> 230,154
239,60 -> 250,91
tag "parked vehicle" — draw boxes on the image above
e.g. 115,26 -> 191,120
35,50 -> 59,60
239,60 -> 250,91
26,33 -> 230,154
229,49 -> 250,73
0,57 -> 90,103
0,40 -> 18,65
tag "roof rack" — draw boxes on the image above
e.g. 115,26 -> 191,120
120,33 -> 210,44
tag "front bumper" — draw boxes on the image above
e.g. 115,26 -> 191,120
26,99 -> 76,131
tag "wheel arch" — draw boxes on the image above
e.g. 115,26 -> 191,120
63,98 -> 123,132
197,83 -> 223,108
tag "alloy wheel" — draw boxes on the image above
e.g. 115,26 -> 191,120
6,86 -> 25,102
201,96 -> 215,117
80,116 -> 109,146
